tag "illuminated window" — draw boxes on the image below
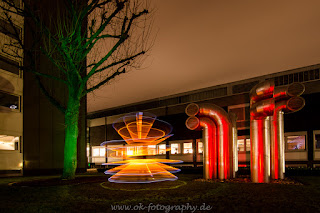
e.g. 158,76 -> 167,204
92,147 -> 106,157
237,139 -> 245,151
0,135 -> 19,150
314,131 -> 320,150
183,142 -> 193,154
198,142 -> 203,154
286,135 -> 306,150
246,139 -> 251,151
92,148 -> 100,157
0,91 -> 20,110
158,144 -> 166,154
100,148 -> 106,157
171,143 -> 180,154
148,145 -> 157,155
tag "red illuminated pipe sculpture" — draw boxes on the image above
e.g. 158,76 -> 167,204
270,96 -> 305,179
270,83 -> 305,180
250,102 -> 273,182
250,117 -> 271,183
186,116 -> 217,179
186,103 -> 236,180
250,81 -> 274,183
250,81 -> 305,183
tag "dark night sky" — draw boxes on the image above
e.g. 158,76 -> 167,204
88,0 -> 320,112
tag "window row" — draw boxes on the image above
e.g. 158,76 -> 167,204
237,131 -> 320,152
90,142 -> 204,157
89,130 -> 320,157
166,141 -> 203,155
171,142 -> 193,154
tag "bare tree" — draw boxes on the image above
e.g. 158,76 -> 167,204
0,0 -> 153,179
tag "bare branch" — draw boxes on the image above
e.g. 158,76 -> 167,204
125,9 -> 149,35
35,76 -> 66,114
22,0 -> 71,66
84,62 -> 128,96
83,33 -> 122,58
39,47 -> 67,75
86,0 -> 113,16
85,37 -> 125,82
85,0 -> 127,48
85,6 -> 149,83
96,34 -> 122,39
60,41 -> 82,82
92,50 -> 144,74
34,71 -> 68,84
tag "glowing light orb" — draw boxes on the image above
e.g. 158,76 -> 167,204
101,112 -> 182,183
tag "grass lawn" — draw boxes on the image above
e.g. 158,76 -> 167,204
0,172 -> 319,213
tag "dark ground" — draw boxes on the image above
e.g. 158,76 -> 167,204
0,172 -> 319,213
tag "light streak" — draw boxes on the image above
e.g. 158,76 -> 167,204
101,112 -> 181,183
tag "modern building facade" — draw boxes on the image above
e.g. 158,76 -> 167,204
88,64 -> 320,169
0,0 -> 24,174
0,0 -> 87,175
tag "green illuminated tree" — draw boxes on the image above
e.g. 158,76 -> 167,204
0,0 -> 152,179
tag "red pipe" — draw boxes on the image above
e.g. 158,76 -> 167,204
271,97 -> 305,179
250,80 -> 275,103
186,103 -> 233,180
273,83 -> 305,101
185,116 -> 217,179
250,98 -> 275,119
250,81 -> 273,183
250,81 -> 305,183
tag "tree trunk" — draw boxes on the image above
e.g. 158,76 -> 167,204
62,94 -> 80,179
